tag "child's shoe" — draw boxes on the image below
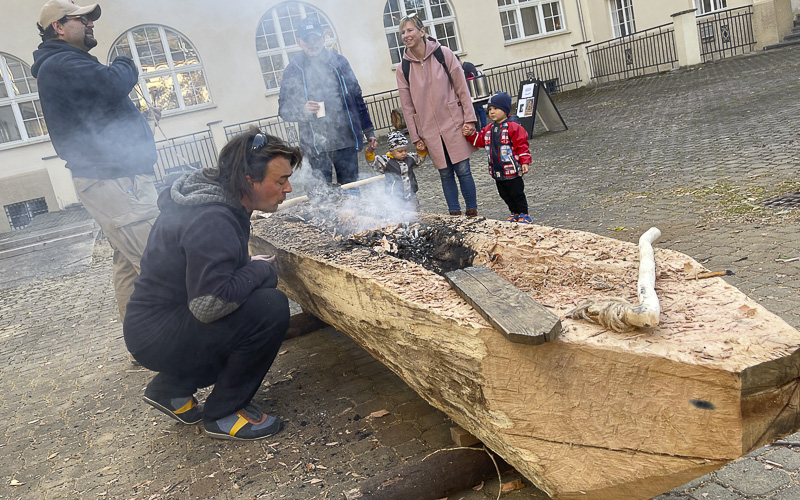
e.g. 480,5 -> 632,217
506,214 -> 519,222
204,404 -> 283,441
517,214 -> 532,224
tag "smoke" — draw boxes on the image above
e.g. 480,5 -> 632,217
283,160 -> 418,236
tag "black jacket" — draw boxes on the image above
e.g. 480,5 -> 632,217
31,41 -> 156,179
124,170 -> 277,349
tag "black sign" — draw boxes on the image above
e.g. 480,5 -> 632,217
515,79 -> 568,137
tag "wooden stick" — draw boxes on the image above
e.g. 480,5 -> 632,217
279,174 -> 386,209
566,227 -> 661,331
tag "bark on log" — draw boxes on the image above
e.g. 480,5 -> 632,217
250,212 -> 800,500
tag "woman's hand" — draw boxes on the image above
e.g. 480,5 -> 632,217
415,140 -> 426,153
462,122 -> 476,137
251,254 -> 277,264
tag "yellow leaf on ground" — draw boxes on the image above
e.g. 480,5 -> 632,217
501,479 -> 525,492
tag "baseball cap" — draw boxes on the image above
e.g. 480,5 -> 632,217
40,0 -> 101,28
296,17 -> 323,41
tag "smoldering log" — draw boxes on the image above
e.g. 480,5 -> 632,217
250,208 -> 800,500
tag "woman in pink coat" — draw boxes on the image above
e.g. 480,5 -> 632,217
396,14 -> 479,216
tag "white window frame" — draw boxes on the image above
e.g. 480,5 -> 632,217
610,0 -> 636,38
109,25 -> 212,115
255,2 -> 339,94
497,0 -> 566,44
383,0 -> 462,65
695,0 -> 727,16
0,53 -> 48,148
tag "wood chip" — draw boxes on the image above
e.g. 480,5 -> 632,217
369,409 -> 390,418
501,478 -> 525,492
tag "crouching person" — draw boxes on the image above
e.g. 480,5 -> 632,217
123,130 -> 301,440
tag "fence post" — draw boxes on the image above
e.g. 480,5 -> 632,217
671,9 -> 702,67
571,41 -> 594,86
206,120 -> 227,153
751,0 -> 794,49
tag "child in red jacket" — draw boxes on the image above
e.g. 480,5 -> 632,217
464,91 -> 532,223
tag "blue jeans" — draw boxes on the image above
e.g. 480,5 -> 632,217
473,103 -> 487,129
438,145 -> 477,213
306,146 -> 359,185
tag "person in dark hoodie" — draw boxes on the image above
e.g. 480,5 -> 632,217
124,130 -> 301,440
32,0 -> 160,324
278,16 -> 377,186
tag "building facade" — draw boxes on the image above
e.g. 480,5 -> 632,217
0,0 -> 792,232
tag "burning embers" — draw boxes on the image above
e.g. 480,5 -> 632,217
345,222 -> 477,275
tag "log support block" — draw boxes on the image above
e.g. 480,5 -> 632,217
451,426 -> 481,447
445,265 -> 561,345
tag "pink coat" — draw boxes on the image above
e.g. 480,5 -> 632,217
397,39 -> 477,169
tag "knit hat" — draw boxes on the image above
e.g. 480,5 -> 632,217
388,131 -> 408,150
487,92 -> 512,116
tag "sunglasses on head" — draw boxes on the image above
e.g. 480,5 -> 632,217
66,15 -> 92,26
251,133 -> 269,152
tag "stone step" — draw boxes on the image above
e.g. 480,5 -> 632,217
0,229 -> 95,260
0,221 -> 96,252
783,31 -> 800,41
763,38 -> 800,50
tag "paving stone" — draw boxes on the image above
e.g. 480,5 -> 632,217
689,481 -> 743,500
714,458 -> 791,495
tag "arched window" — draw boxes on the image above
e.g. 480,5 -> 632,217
256,2 -> 339,92
109,26 -> 212,113
384,0 -> 461,65
0,53 -> 47,146
498,0 -> 566,43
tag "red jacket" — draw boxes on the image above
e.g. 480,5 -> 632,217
466,119 -> 532,180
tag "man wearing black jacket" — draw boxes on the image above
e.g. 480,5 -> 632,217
32,0 -> 160,325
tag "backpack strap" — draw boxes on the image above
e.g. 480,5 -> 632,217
402,45 -> 453,89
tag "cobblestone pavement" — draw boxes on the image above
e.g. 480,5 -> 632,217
2,45 -> 800,500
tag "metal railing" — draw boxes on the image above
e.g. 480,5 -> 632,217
223,116 -> 299,144
481,50 -> 581,98
587,24 -> 677,83
697,6 -> 755,62
153,130 -> 218,186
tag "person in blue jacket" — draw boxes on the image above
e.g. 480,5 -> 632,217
278,16 -> 377,185
32,0 -> 160,327
124,130 -> 301,440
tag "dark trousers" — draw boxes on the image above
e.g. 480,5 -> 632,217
496,176 -> 528,215
128,287 -> 289,420
306,146 -> 359,185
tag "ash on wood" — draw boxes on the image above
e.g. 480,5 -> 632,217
343,448 -> 498,500
445,265 -> 561,345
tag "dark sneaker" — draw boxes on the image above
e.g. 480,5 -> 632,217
517,214 -> 532,224
143,394 -> 203,425
204,404 -> 283,441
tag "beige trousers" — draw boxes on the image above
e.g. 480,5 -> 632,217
73,174 -> 160,321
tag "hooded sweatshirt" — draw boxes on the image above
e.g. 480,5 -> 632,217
31,41 -> 156,179
124,170 -> 277,349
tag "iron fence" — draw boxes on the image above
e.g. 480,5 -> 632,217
587,24 -> 677,83
481,50 -> 581,98
223,116 -> 300,144
697,6 -> 755,62
153,130 -> 218,186
364,90 -> 402,133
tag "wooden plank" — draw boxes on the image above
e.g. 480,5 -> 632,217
444,265 -> 561,345
451,426 -> 481,447
285,311 -> 327,340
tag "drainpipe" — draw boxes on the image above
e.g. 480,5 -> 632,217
576,0 -> 587,41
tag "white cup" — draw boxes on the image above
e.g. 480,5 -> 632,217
316,101 -> 326,118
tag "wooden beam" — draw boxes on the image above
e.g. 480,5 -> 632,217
343,448 -> 500,500
285,311 -> 327,340
445,265 -> 561,345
